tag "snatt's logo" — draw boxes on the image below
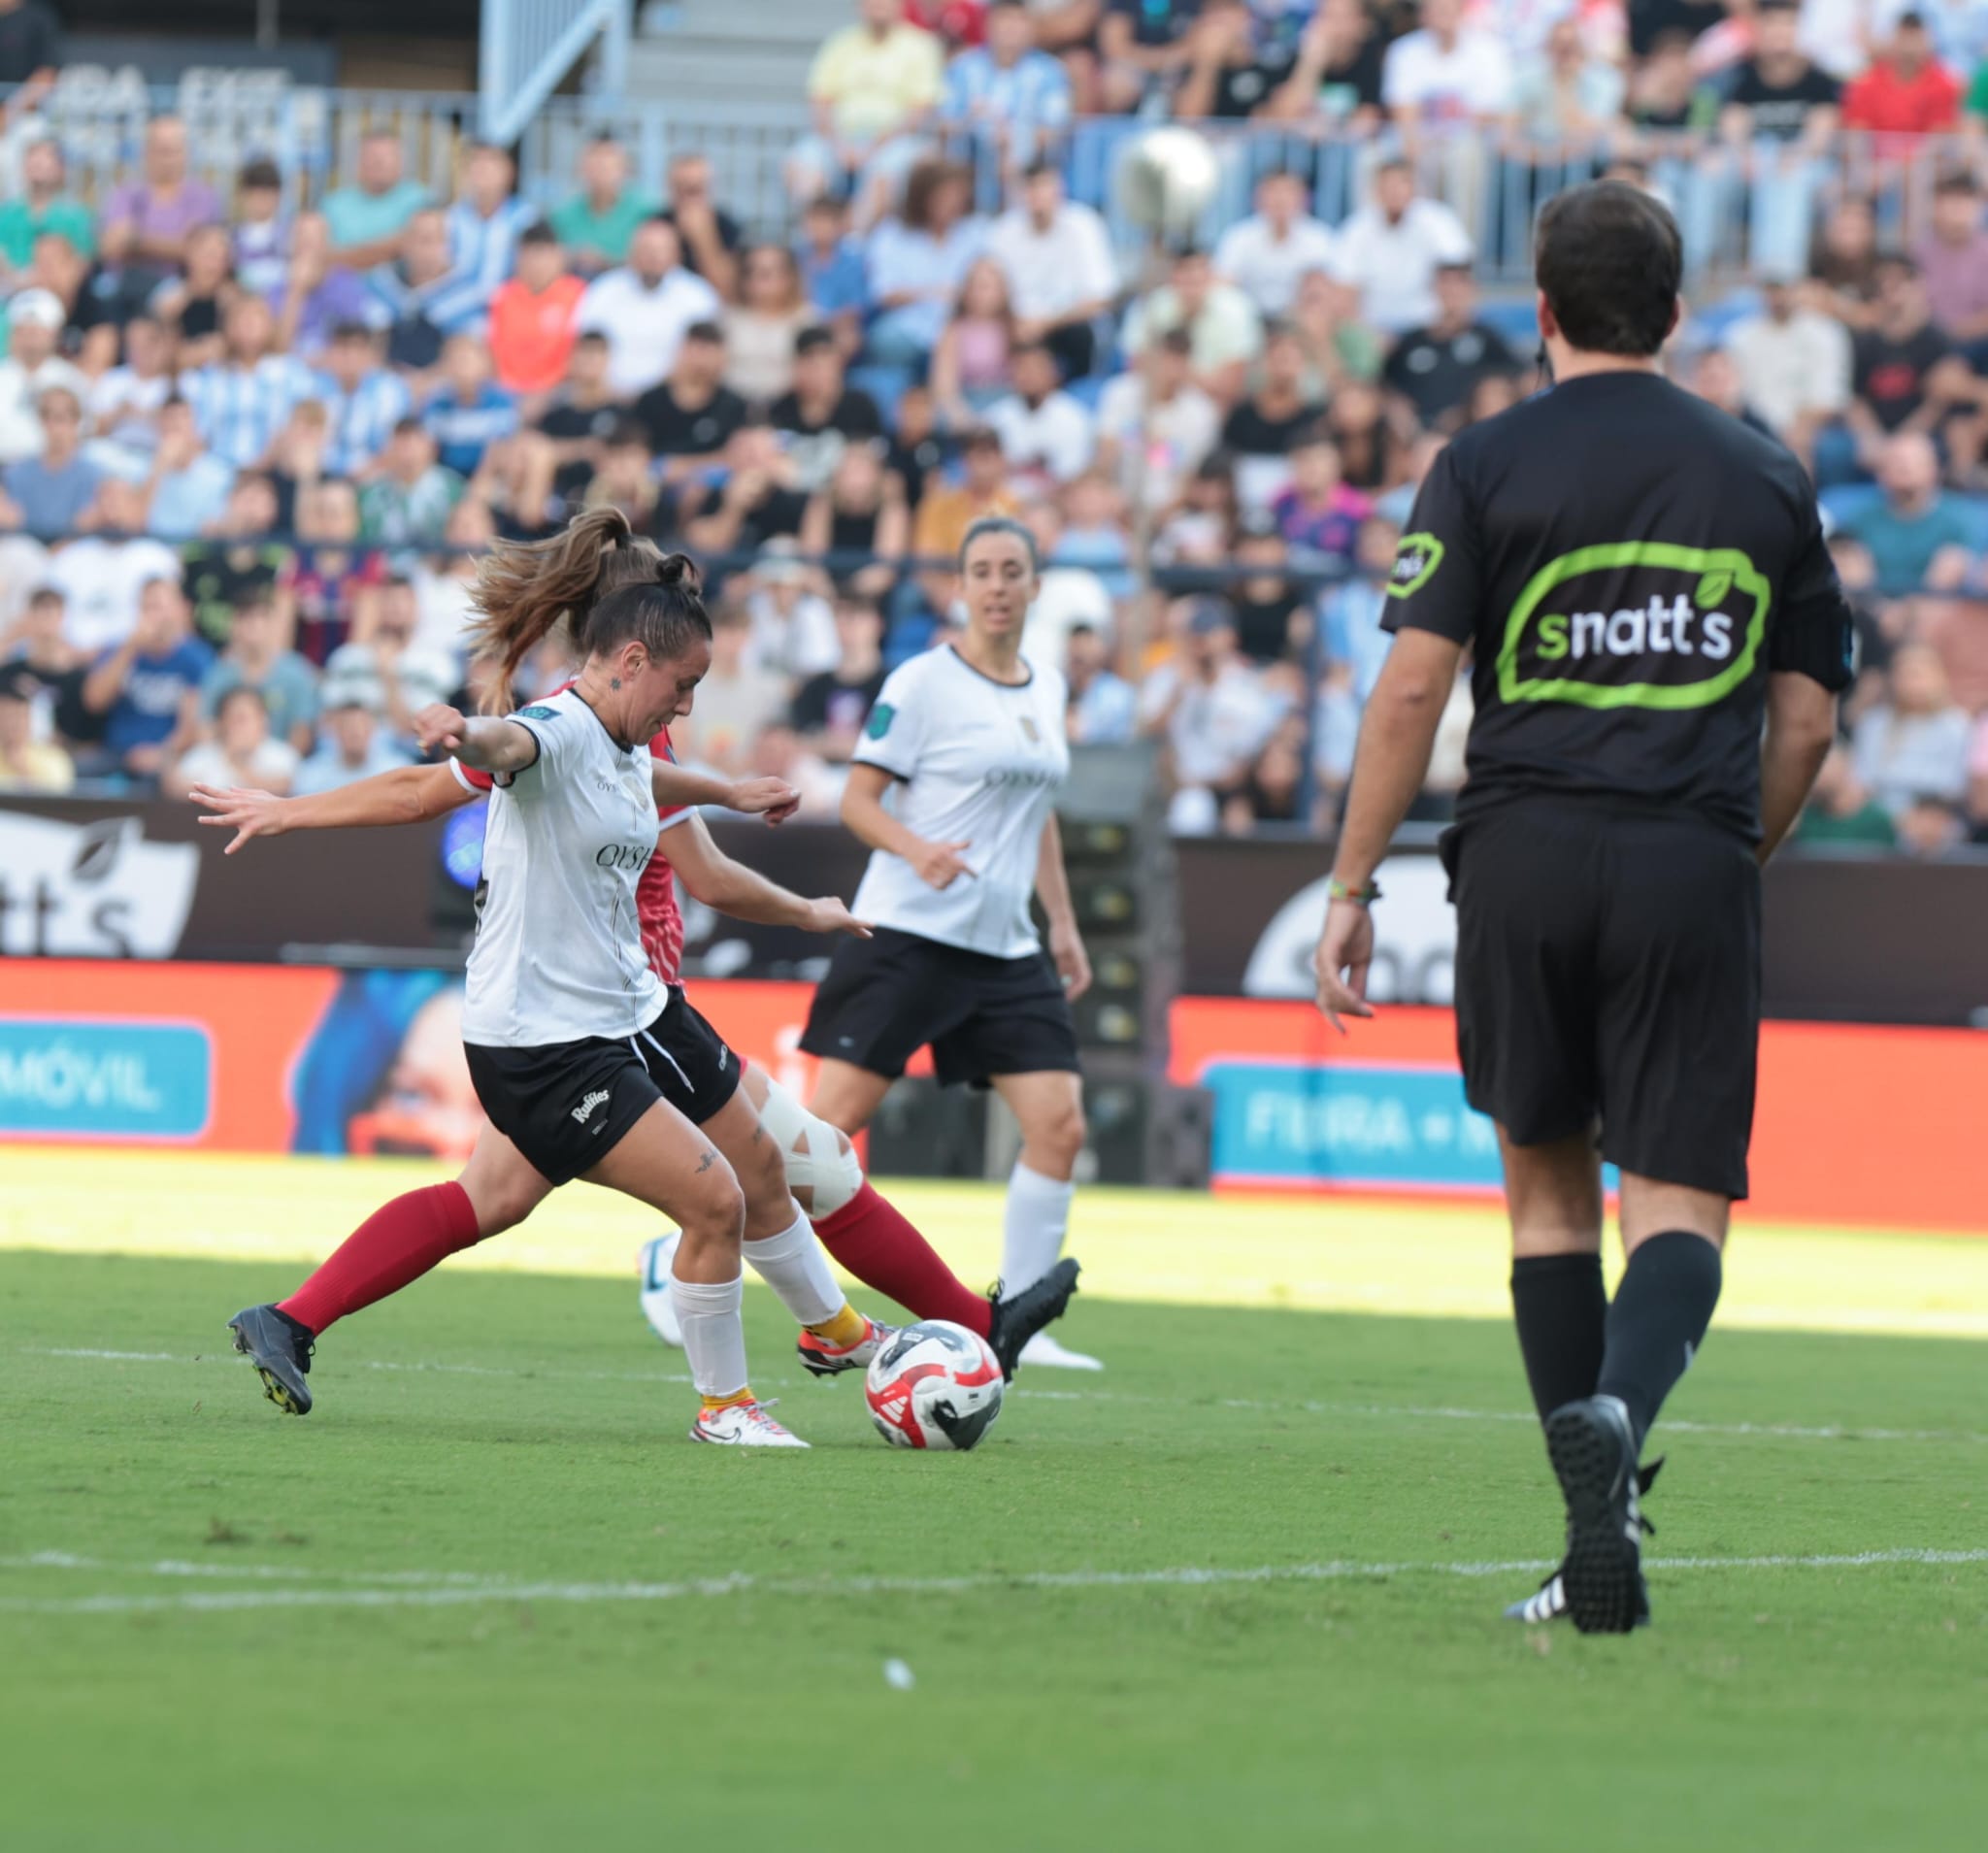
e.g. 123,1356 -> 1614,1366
1497,543 -> 1770,711
1388,533 -> 1444,598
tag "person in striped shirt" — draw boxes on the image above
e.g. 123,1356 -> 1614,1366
445,144 -> 538,301
315,322 -> 413,479
369,209 -> 490,374
178,295 -> 315,472
941,0 -> 1076,173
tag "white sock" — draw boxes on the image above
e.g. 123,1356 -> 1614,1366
1001,1161 -> 1074,1295
743,1206 -> 845,1327
669,1271 -> 748,1399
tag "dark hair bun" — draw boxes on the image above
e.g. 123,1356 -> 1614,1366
656,551 -> 703,592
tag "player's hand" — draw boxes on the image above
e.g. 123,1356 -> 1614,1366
910,837 -> 975,890
802,897 -> 874,939
415,704 -> 467,755
727,776 -> 802,825
1049,919 -> 1092,1002
190,784 -> 288,854
1313,899 -> 1375,1034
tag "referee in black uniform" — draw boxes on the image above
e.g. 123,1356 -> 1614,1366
1312,182 -> 1852,1634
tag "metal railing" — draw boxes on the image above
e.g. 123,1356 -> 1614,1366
478,0 -> 633,147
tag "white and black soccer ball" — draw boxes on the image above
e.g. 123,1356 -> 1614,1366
864,1320 -> 1005,1451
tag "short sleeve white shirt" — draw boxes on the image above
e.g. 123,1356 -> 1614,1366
1212,215 -> 1340,318
984,201 -> 1117,323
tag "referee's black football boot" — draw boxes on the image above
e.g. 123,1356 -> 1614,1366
985,1258 -> 1081,1380
228,1304 -> 315,1415
1542,1395 -> 1651,1634
1505,1457 -> 1663,1627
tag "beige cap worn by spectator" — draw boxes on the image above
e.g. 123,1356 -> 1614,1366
8,290 -> 67,331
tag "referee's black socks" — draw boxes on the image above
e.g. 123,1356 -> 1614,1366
1596,1231 -> 1724,1449
1509,1252 -> 1608,1423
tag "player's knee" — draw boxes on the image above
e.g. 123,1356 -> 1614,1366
473,1172 -> 544,1238
1033,1100 -> 1087,1171
678,1163 -> 746,1259
757,1077 -> 865,1219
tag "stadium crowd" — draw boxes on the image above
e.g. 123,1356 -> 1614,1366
2,0 -> 1988,852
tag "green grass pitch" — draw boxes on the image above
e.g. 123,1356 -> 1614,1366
2,1187 -> 1985,1851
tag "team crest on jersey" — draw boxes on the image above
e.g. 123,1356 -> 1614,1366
1018,715 -> 1041,743
1388,534 -> 1444,598
866,703 -> 895,740
516,705 -> 560,721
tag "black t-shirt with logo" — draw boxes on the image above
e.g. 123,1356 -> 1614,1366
634,380 -> 748,458
1383,372 -> 1853,842
1381,319 -> 1521,424
536,395 -> 627,498
1222,395 -> 1321,457
1852,323 -> 1952,430
1726,59 -> 1840,141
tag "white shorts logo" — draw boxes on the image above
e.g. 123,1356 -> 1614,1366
571,1088 -> 613,1126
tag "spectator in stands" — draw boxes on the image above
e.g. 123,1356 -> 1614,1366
1266,0 -> 1389,133
1124,246 -> 1263,407
723,246 -> 813,409
791,594 -> 890,760
769,325 -> 886,490
672,601 -> 792,775
1626,29 -> 1716,138
1322,376 -> 1398,491
635,321 -> 748,487
796,195 -> 869,357
371,209 -> 485,376
198,590 -> 316,752
984,158 -> 1115,381
1382,0 -> 1514,224
422,333 -> 519,480
532,331 -> 625,505
865,159 -> 985,371
1725,272 -> 1852,470
314,322 -> 409,481
179,294 -> 315,472
550,137 -> 659,281
1510,15 -> 1626,142
911,424 -> 1021,605
230,161 -> 291,299
45,482 -> 182,654
1064,621 -> 1135,745
274,211 -> 378,360
658,150 -> 744,301
1794,742 -> 1899,847
1271,423 -> 1370,567
81,573 -> 211,783
1289,265 -> 1382,393
1688,346 -> 1778,442
1853,641 -> 1973,820
1096,328 -> 1219,514
87,314 -> 174,471
985,337 -> 1094,486
581,421 -> 665,536
149,222 -> 236,368
1214,170 -> 1338,321
1841,12 -> 1961,139
291,690 -> 413,795
0,288 -> 88,463
0,141 -> 93,280
791,0 -> 946,223
1328,157 -> 1474,338
1228,513 -> 1309,664
1154,451 -> 1238,567
324,130 -> 432,272
321,577 -> 457,749
1177,0 -> 1296,120
681,425 -> 812,558
1221,711 -> 1312,834
1845,254 -> 1971,467
480,221 -> 580,401
1379,260 -> 1521,430
1715,0 -> 1841,277
167,681 -> 299,799
0,385 -> 98,538
741,543 -> 840,678
446,144 -> 536,299
0,659 -> 74,793
1017,493 -> 1114,656
99,116 -> 224,304
1097,0 -> 1200,114
931,258 -> 1017,428
1914,171 -> 1988,347
1221,322 -> 1322,512
941,0 -> 1074,172
1137,596 -> 1280,833
798,438 -> 909,599
358,418 -> 463,547
284,479 -> 383,664
0,586 -> 89,747
577,215 -> 723,399
1841,431 -> 1974,597
0,0 -> 59,119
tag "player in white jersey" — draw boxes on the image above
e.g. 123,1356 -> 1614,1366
800,516 -> 1101,1370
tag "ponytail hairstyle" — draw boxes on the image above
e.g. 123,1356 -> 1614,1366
466,507 -> 664,713
957,513 -> 1041,576
580,550 -> 713,674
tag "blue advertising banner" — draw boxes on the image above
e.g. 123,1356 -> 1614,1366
0,1018 -> 214,1141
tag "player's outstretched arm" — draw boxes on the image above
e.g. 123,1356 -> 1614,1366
1035,811 -> 1092,1002
1758,672 -> 1839,865
650,761 -> 801,825
417,705 -> 538,776
669,813 -> 873,938
192,764 -> 475,854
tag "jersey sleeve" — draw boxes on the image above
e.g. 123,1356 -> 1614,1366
490,699 -> 575,787
450,758 -> 494,794
1769,503 -> 1856,693
851,661 -> 930,780
1380,443 -> 1483,645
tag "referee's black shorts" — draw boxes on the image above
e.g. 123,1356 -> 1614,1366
1443,799 -> 1762,1200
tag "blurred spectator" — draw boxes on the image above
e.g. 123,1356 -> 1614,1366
682,426 -> 812,556
1321,511 -> 1401,700
0,659 -> 74,792
749,719 -> 844,813
1214,171 -> 1338,321
724,246 -> 813,408
911,425 -> 1021,605
1725,274 -> 1852,466
743,546 -> 840,679
1289,266 -> 1383,392
985,338 -> 1094,486
791,594 -> 889,759
275,212 -> 380,360
658,151 -> 744,301
0,288 -> 89,463
673,601 -> 792,775
1123,246 -> 1263,408
1178,0 -> 1296,121
1914,171 -> 1988,345
0,583 -> 90,738
88,315 -> 175,470
167,683 -> 300,799
637,322 -> 748,486
359,420 -> 464,546
1895,793 -> 1968,855
0,0 -> 59,106
1794,742 -> 1899,846
1098,0 -> 1201,114
183,473 -> 287,644
371,209 -> 485,374
1064,621 -> 1135,745
485,223 -> 584,400
322,579 -> 457,747
99,117 -> 224,299
1222,322 -> 1323,512
1267,0 -> 1389,132
796,195 -> 869,357
1137,597 -> 1281,833
1714,0 -> 1840,276
0,387 -> 98,538
579,419 -> 663,531
284,480 -> 384,664
1329,158 -> 1474,337
769,326 -> 887,490
984,158 -> 1115,381
1627,29 -> 1717,136
799,440 -> 910,598
294,692 -> 414,794
883,381 -> 949,507
1155,450 -> 1238,566
1227,513 -> 1309,664
932,258 -> 1017,427
1842,432 -> 1974,597
82,573 -> 212,782
179,295 -> 315,471
1221,711 -> 1311,834
1322,377 -> 1398,491
1845,254 -> 1970,455
324,130 -> 433,272
534,332 -> 627,505
1272,424 -> 1371,566
1052,467 -> 1133,587
1688,346 -> 1781,442
865,160 -> 985,370
45,483 -> 181,652
1852,641 -> 1972,818
1380,260 -> 1520,429
1511,17 -> 1626,141
941,0 -> 1074,170
446,145 -> 536,299
199,591 -> 318,751
1840,13 -> 1960,138
1096,329 -> 1220,513
229,156 -> 295,294
422,333 -> 519,480
577,216 -> 723,399
791,0 -> 946,220
0,141 -> 94,278
149,221 -> 236,367
551,138 -> 659,281
1382,0 -> 1515,196
316,322 -> 412,480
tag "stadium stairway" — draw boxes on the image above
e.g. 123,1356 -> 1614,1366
624,0 -> 824,108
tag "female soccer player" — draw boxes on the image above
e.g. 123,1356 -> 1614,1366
800,515 -> 1099,1371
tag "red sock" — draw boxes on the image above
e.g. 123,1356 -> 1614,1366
279,1182 -> 481,1336
811,1181 -> 992,1338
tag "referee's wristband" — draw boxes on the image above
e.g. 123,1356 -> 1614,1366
1327,877 -> 1381,908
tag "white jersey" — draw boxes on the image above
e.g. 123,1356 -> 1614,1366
461,685 -> 666,1047
851,645 -> 1070,960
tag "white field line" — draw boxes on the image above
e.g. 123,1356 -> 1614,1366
20,1347 -> 1986,1447
2,1548 -> 1985,1618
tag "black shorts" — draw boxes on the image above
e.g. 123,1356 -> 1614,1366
799,926 -> 1081,1089
1445,800 -> 1762,1200
464,986 -> 742,1186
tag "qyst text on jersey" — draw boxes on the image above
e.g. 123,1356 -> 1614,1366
595,844 -> 654,873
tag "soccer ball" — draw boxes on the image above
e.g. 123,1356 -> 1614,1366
864,1320 -> 1005,1451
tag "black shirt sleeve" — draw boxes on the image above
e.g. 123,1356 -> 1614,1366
1380,442 -> 1483,645
1769,498 -> 1856,692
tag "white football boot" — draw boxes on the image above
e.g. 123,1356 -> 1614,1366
1016,1332 -> 1104,1371
688,1400 -> 809,1447
639,1231 -> 684,1347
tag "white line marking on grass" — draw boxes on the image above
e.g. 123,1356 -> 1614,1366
4,1548 -> 1984,1618
0,1553 -> 493,1587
